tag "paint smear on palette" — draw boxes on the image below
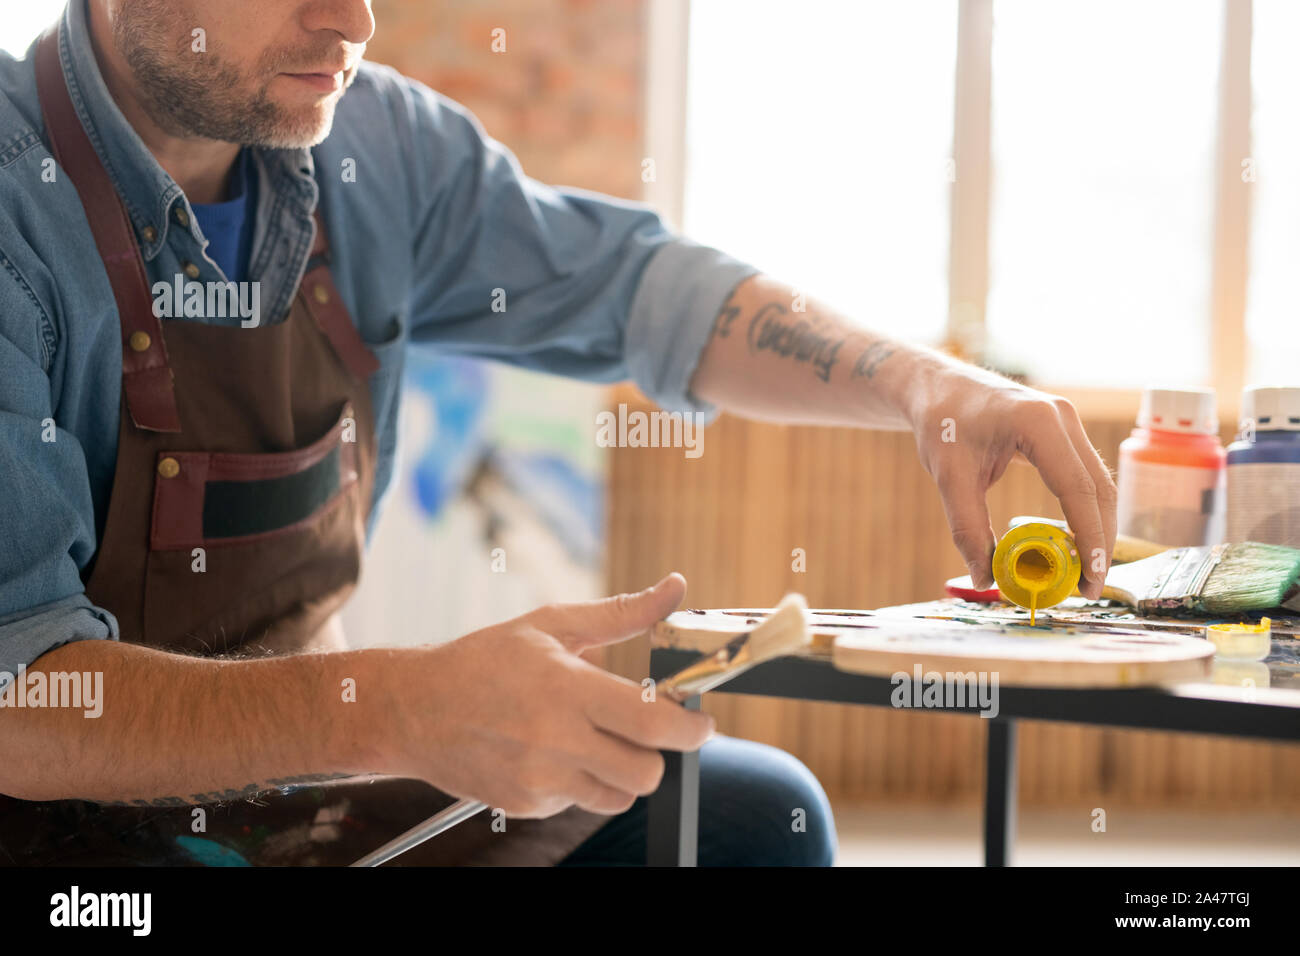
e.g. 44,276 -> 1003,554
914,614 -> 1077,638
174,835 -> 252,867
998,624 -> 1078,638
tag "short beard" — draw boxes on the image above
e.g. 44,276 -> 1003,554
113,0 -> 355,148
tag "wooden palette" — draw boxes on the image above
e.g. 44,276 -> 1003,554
651,607 -> 1216,688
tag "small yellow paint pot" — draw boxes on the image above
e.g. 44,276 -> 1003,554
991,522 -> 1082,622
1206,617 -> 1271,661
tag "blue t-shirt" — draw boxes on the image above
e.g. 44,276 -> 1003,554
190,148 -> 256,282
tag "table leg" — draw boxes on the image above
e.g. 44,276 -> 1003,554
983,716 -> 1017,867
646,696 -> 700,866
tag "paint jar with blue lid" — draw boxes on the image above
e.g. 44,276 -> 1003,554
1226,386 -> 1300,547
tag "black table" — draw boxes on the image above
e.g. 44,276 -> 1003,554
645,640 -> 1300,866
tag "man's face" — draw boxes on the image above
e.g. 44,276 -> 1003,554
110,0 -> 374,148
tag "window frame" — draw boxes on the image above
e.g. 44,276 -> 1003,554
648,0 -> 1255,423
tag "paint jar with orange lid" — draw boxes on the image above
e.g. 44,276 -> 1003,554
1116,387 -> 1226,547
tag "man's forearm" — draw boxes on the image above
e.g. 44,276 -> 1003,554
0,638 -> 395,805
689,272 -> 979,431
688,272 -> 1118,597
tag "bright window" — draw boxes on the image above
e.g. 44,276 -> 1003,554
985,0 -> 1220,386
679,0 -> 1280,403
682,0 -> 958,343
1246,0 -> 1300,386
0,1 -> 65,57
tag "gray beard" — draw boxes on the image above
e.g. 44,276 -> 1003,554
113,9 -> 346,148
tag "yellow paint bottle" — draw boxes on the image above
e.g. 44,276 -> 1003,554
991,522 -> 1082,626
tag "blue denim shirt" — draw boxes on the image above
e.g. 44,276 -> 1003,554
0,0 -> 757,676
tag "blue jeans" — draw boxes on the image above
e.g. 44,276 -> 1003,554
558,735 -> 836,866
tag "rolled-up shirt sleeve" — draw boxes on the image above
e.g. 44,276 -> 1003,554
0,597 -> 118,688
397,79 -> 759,415
0,302 -> 118,684
624,238 -> 758,419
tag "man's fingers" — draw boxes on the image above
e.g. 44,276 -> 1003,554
572,772 -> 637,816
1056,402 -> 1118,590
934,464 -> 997,590
583,676 -> 715,753
533,573 -> 688,652
579,726 -> 666,797
1019,405 -> 1108,599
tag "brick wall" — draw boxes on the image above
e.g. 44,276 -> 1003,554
368,0 -> 649,199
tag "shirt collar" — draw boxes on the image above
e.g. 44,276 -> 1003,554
57,0 -> 318,262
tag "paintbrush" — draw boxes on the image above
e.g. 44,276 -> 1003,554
1097,542 -> 1300,615
656,591 -> 812,699
350,593 -> 812,866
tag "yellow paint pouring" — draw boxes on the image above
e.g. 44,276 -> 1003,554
991,523 -> 1082,627
1016,548 -> 1053,625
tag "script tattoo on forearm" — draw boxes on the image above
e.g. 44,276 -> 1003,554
96,772 -> 355,808
711,294 -> 742,339
851,341 -> 896,380
740,301 -> 845,383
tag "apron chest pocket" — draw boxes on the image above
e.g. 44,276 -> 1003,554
149,402 -> 360,551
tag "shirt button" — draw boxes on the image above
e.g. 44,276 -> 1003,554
141,226 -> 157,243
157,457 -> 181,479
312,284 -> 330,305
128,331 -> 151,352
175,207 -> 190,228
183,261 -> 200,279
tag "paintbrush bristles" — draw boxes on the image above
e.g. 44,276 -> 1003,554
744,592 -> 812,663
1101,541 -> 1300,614
1201,542 -> 1300,614
657,593 -> 811,699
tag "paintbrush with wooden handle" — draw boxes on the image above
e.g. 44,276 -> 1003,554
654,592 -> 812,698
1098,542 -> 1300,615
350,593 -> 813,866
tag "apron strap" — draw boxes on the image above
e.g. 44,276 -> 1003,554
34,26 -> 182,433
299,211 -> 380,382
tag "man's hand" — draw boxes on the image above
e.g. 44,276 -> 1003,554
0,576 -> 708,813
386,573 -> 714,818
901,358 -> 1118,597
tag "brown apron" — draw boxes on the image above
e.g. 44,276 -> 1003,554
0,25 -> 608,866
